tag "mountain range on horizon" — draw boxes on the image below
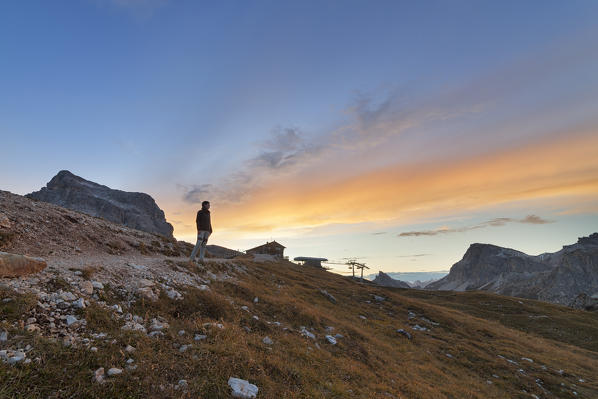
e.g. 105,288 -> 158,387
426,234 -> 598,309
367,271 -> 449,284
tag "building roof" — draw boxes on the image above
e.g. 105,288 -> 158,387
247,240 -> 286,251
294,257 -> 328,262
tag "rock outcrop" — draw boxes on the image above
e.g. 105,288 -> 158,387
372,271 -> 411,289
428,233 -> 598,307
27,170 -> 174,238
0,252 -> 47,277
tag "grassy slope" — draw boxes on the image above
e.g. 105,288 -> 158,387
1,257 -> 597,398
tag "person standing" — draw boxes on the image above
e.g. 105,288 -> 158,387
190,201 -> 212,264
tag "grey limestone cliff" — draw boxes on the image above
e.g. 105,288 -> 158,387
27,170 -> 174,238
428,233 -> 598,308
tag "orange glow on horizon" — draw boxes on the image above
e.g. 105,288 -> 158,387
168,130 -> 598,240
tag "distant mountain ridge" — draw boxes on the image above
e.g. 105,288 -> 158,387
27,170 -> 174,238
367,271 -> 448,285
428,233 -> 598,308
371,271 -> 411,288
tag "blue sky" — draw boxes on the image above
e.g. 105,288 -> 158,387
2,1 -> 598,273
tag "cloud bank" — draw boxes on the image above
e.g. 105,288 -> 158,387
398,215 -> 553,237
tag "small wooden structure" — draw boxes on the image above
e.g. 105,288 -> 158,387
246,241 -> 286,258
294,257 -> 328,268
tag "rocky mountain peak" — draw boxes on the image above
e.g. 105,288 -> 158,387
428,233 -> 598,307
372,271 -> 410,288
27,171 -> 174,238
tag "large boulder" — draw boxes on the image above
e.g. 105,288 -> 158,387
27,170 -> 174,238
0,252 -> 47,278
228,377 -> 258,399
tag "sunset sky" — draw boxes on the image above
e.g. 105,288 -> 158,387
2,1 -> 598,275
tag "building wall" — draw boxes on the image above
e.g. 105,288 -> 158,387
246,244 -> 285,258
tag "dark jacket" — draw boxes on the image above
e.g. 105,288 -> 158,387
196,209 -> 212,233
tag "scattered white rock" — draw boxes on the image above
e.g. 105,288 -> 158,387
90,347 -> 98,352
26,317 -> 37,325
253,297 -> 259,303
300,327 -> 316,340
411,324 -> 428,331
111,304 -> 123,313
262,336 -> 273,345
149,318 -> 169,331
91,281 -> 104,290
66,315 -> 78,326
179,344 -> 191,353
241,306 -> 249,311
359,315 -> 367,320
107,367 -> 122,376
127,263 -> 148,271
228,377 -> 259,399
94,367 -> 105,383
373,295 -> 385,302
74,298 -> 86,309
198,284 -> 210,291
178,379 -> 188,389
521,357 -> 534,363
125,345 -> 136,353
7,351 -> 26,364
0,330 -> 7,342
325,335 -> 337,345
194,334 -> 207,341
126,358 -> 135,364
122,322 -> 147,333
166,289 -> 182,300
319,289 -> 337,304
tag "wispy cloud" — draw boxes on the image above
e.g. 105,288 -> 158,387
396,254 -> 430,258
182,127 -> 324,204
398,215 -> 553,237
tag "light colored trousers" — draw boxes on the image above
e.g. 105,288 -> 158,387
190,231 -> 211,261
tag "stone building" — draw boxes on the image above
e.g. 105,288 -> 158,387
246,241 -> 286,258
